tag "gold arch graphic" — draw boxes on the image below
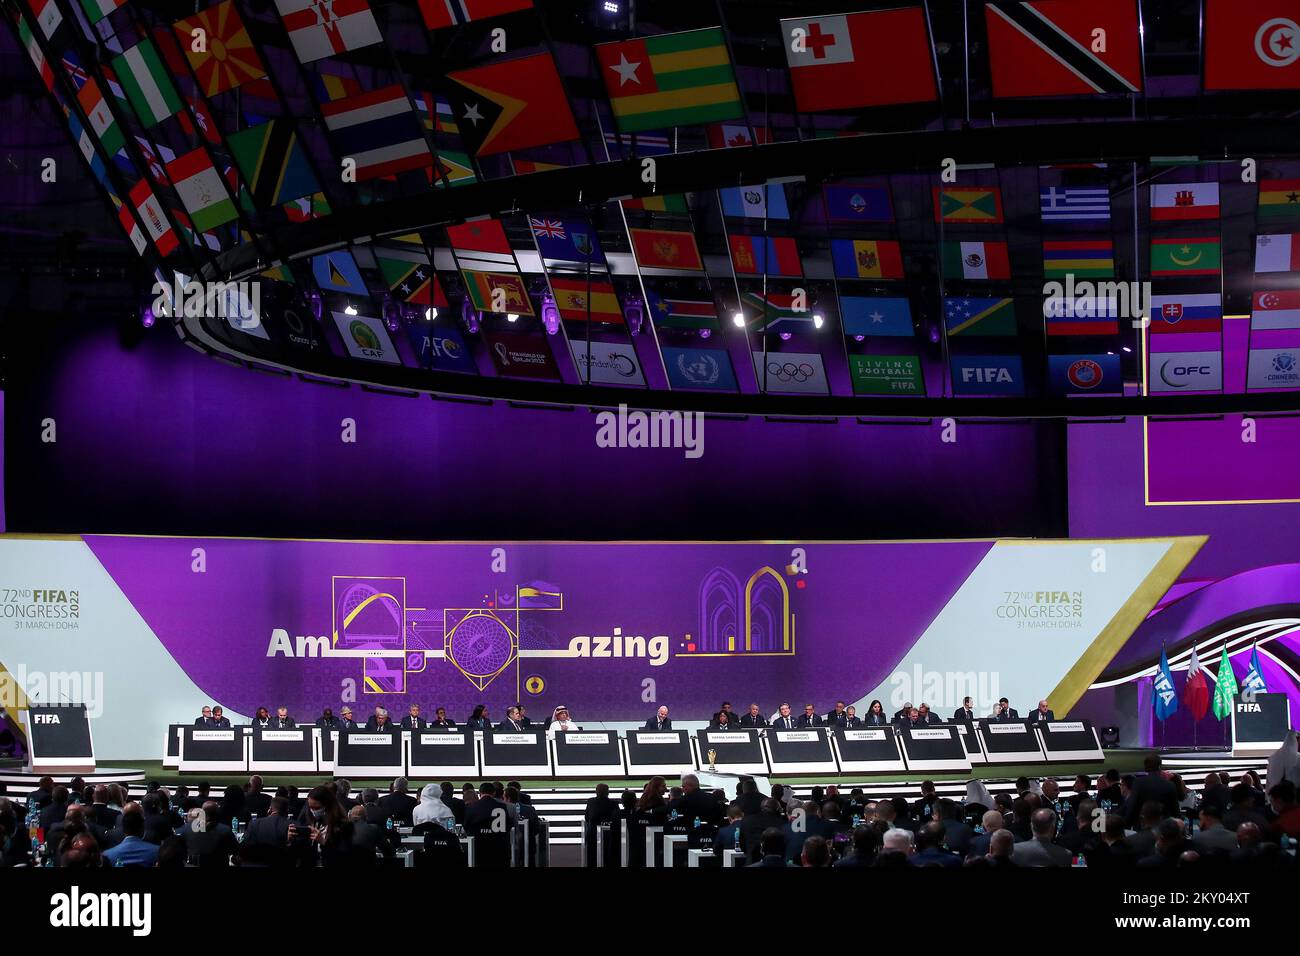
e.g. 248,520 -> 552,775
744,565 -> 792,652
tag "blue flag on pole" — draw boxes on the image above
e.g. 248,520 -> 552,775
1153,645 -> 1179,720
1242,644 -> 1269,696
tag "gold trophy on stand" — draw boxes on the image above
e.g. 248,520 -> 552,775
706,748 -> 717,772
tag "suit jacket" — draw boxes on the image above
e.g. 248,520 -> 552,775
712,822 -> 741,854
1191,825 -> 1237,855
738,812 -> 786,863
737,791 -> 765,816
466,717 -> 491,730
993,709 -> 1021,722
499,718 -> 530,732
364,717 -> 396,732
39,802 -> 68,832
212,717 -> 231,727
865,712 -> 889,726
142,812 -> 178,845
430,718 -> 457,728
668,789 -> 723,826
194,717 -> 215,727
920,712 -> 942,725
953,708 -> 976,723
243,814 -> 290,848
738,713 -> 769,728
400,716 -> 426,729
378,792 -> 418,825
339,718 -> 359,730
1028,709 -> 1055,724
842,715 -> 863,728
796,714 -> 824,728
643,717 -> 673,731
1126,774 -> 1179,826
772,714 -> 798,729
464,796 -> 510,835
86,803 -> 121,830
1011,837 -> 1073,867
316,717 -> 341,730
103,836 -> 159,867
184,824 -> 239,867
824,710 -> 849,727
910,847 -> 962,867
272,717 -> 296,729
584,795 -> 621,828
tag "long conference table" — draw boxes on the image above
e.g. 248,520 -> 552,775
162,720 -> 1104,777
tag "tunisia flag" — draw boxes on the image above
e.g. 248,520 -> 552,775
1184,646 -> 1211,720
781,8 -> 938,113
1205,0 -> 1300,90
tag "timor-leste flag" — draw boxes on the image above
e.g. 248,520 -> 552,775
596,27 -> 743,133
1258,180 -> 1300,219
1151,237 -> 1220,276
629,228 -> 704,271
549,277 -> 624,323
174,1 -> 266,97
985,0 -> 1142,97
934,186 -> 1004,224
445,52 -> 578,156
781,8 -> 938,113
1205,0 -> 1300,90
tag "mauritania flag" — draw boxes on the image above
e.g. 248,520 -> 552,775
1040,186 -> 1110,222
79,0 -> 125,23
944,296 -> 1016,336
1151,237 -> 1220,276
1212,646 -> 1238,720
111,40 -> 183,127
839,295 -> 913,337
596,27 -> 743,133
1242,645 -> 1268,695
1153,646 -> 1178,721
1258,179 -> 1300,219
165,147 -> 238,233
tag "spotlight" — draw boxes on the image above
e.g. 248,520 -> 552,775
602,0 -> 619,12
461,298 -> 480,334
779,331 -> 793,341
699,328 -> 712,339
344,303 -> 358,316
541,292 -> 560,335
506,313 -> 519,323
732,312 -> 745,328
425,307 -> 438,322
1122,346 -> 1132,353
622,292 -> 644,336
307,290 -> 323,321
812,312 -> 824,330
140,305 -> 156,328
854,335 -> 865,342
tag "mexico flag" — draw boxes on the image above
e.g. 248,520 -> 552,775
943,241 -> 1011,280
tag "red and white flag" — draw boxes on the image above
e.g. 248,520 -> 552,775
1205,0 -> 1300,90
274,0 -> 382,64
129,180 -> 178,256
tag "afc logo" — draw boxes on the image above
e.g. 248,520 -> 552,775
34,713 -> 61,724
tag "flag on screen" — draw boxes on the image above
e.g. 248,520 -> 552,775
227,121 -> 319,207
313,72 -> 364,104
79,0 -> 124,24
165,147 -> 238,232
177,94 -> 221,146
1151,182 -> 1220,221
28,0 -> 61,37
549,277 -> 623,323
274,0 -> 381,64
1048,354 -> 1121,393
447,219 -> 515,269
944,241 -> 1011,280
320,85 -> 432,181
707,123 -> 769,149
629,228 -> 703,271
173,1 -> 266,96
720,184 -> 789,220
984,0 -> 1142,97
311,250 -> 366,294
1252,290 -> 1300,329
824,184 -> 893,223
1151,237 -> 1220,276
513,158 -> 564,175
1044,239 -> 1113,278
67,114 -> 104,180
1255,233 -> 1300,273
135,136 -> 174,186
1045,296 -> 1119,335
945,297 -> 1017,336
1040,186 -> 1110,222
111,40 -> 183,127
18,19 -> 55,91
1205,0 -> 1300,90
61,49 -> 90,90
377,254 -> 445,307
1258,179 -> 1300,219
77,79 -> 125,156
419,0 -> 531,29
1148,293 -> 1221,333
645,289 -> 717,329
462,270 -> 533,315
434,150 -> 476,187
1184,646 -> 1211,720
781,8 -> 938,113
529,217 -> 604,264
622,193 -> 688,213
129,180 -> 178,256
445,53 -> 578,156
729,235 -> 801,276
1242,645 -> 1269,695
115,194 -> 147,255
934,186 -> 1003,224
603,130 -> 674,157
283,192 -> 331,222
1213,646 -> 1239,720
740,291 -> 816,332
839,296 -> 913,337
833,239 -> 904,279
596,27 -> 744,133
1154,646 -> 1179,721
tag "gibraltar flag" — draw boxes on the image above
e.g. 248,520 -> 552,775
781,8 -> 937,113
1184,645 -> 1211,720
274,0 -> 382,64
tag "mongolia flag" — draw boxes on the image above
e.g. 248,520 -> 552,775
833,239 -> 904,279
728,235 -> 801,276
1184,645 -> 1211,720
274,0 -> 382,64
1254,233 -> 1300,273
549,277 -> 623,323
319,85 -> 433,181
781,8 -> 938,112
1212,646 -> 1239,720
1153,646 -> 1178,721
1242,644 -> 1269,696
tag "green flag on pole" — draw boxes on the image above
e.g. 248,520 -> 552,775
1212,646 -> 1239,720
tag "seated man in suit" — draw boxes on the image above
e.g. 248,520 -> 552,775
338,706 -> 359,730
843,705 -> 862,728
316,708 -> 341,731
1191,802 -> 1237,855
379,778 -> 418,825
243,796 -> 292,848
644,706 -> 672,731
430,707 -> 456,728
772,702 -> 797,730
211,706 -> 231,728
365,707 -> 396,732
739,703 -> 769,728
584,783 -> 621,829
1011,809 -> 1072,866
992,698 -> 1020,721
739,800 -> 787,863
347,805 -> 394,864
401,704 -> 426,730
824,701 -> 849,728
668,774 -> 723,825
898,707 -> 925,731
714,805 -> 744,854
514,704 -> 533,728
1028,699 -> 1055,724
194,706 -> 214,727
894,701 -> 914,721
499,705 -> 529,732
918,703 -> 942,725
272,706 -> 295,729
85,786 -> 122,830
953,697 -> 976,723
244,775 -> 272,818
796,704 -> 823,728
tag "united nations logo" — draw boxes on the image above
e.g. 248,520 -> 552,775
677,352 -> 721,385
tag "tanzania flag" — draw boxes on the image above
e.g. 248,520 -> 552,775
174,1 -> 266,96
228,121 -> 320,207
596,27 -> 744,133
111,39 -> 183,127
1153,646 -> 1178,721
622,193 -> 688,213
549,277 -> 623,323
944,296 -> 1016,336
1151,237 -> 1220,276
629,228 -> 703,270
1212,646 -> 1238,720
166,147 -> 238,232
378,254 -> 445,307
728,235 -> 801,276
1258,179 -> 1300,219
832,239 -> 904,279
462,270 -> 534,315
943,241 -> 1011,280
934,186 -> 1003,224
645,289 -> 717,329
1043,239 -> 1113,278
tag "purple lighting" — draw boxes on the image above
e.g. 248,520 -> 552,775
541,292 -> 560,335
140,306 -> 155,329
622,292 -> 644,336
461,298 -> 481,334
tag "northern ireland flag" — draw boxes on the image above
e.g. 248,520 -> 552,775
274,0 -> 382,64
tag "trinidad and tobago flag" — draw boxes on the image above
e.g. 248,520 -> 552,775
984,0 -> 1142,98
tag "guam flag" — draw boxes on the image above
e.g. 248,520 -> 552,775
1153,645 -> 1178,721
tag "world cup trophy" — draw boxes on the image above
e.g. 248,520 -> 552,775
706,748 -> 717,772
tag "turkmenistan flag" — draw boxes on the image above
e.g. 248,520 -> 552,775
596,27 -> 743,133
165,147 -> 238,233
1151,237 -> 1221,276
1212,646 -> 1239,720
111,39 -> 183,127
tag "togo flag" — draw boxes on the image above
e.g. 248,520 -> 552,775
1212,646 -> 1238,720
1153,646 -> 1178,721
166,147 -> 239,232
112,40 -> 183,127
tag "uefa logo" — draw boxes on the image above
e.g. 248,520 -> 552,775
1067,359 -> 1104,390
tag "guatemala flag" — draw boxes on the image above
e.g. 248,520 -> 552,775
1153,645 -> 1179,721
